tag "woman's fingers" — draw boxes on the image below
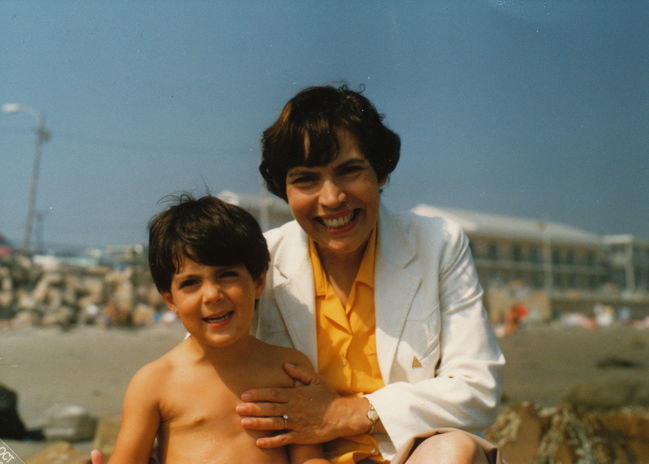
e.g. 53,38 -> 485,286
255,432 -> 294,448
240,415 -> 289,431
236,400 -> 286,417
240,387 -> 290,402
283,362 -> 316,385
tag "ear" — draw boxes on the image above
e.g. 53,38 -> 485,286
378,176 -> 388,188
254,270 -> 267,299
161,291 -> 177,313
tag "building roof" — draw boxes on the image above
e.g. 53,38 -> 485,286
603,234 -> 649,247
218,190 -> 293,231
412,204 -> 603,246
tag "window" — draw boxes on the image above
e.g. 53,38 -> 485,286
529,247 -> 540,263
552,249 -> 561,265
487,243 -> 498,260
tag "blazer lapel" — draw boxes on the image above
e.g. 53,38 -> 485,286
271,223 -> 319,367
374,207 -> 421,381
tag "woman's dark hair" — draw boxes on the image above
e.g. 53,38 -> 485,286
259,85 -> 401,200
148,194 -> 269,293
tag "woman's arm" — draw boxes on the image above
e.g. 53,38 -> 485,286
366,219 -> 505,453
104,365 -> 162,464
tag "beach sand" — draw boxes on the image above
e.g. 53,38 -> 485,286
1,324 -> 649,460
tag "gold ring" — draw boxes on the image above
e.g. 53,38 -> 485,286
282,413 -> 289,427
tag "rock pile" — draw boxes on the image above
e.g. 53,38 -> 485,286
0,254 -> 166,328
486,402 -> 649,463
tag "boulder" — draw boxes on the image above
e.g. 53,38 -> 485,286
91,415 -> 121,458
41,404 -> 97,442
24,442 -> 89,464
487,402 -> 649,463
0,384 -> 25,439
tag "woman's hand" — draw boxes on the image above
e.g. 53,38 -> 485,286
236,362 -> 367,448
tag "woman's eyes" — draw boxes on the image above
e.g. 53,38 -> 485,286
339,165 -> 364,176
289,165 -> 365,185
290,174 -> 318,184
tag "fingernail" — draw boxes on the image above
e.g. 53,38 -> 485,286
241,392 -> 251,401
286,362 -> 296,368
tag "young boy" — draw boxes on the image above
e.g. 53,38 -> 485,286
94,194 -> 329,464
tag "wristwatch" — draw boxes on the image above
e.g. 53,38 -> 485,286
366,401 -> 380,434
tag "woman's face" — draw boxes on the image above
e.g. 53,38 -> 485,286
285,129 -> 385,260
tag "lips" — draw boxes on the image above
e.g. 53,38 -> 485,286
202,311 -> 234,326
317,209 -> 359,231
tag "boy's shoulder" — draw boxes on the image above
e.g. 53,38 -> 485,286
252,337 -> 313,369
128,343 -> 186,387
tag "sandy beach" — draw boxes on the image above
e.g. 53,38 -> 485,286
2,324 -> 649,460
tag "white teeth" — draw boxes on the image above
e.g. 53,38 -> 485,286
204,312 -> 231,322
321,212 -> 354,228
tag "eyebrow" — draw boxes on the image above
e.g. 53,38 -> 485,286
286,167 -> 317,180
287,157 -> 369,177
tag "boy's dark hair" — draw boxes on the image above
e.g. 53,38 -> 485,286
148,194 -> 269,293
259,84 -> 401,201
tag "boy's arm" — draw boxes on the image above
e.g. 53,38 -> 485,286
289,443 -> 331,464
107,364 -> 162,464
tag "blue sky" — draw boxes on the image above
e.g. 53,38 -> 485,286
1,1 -> 648,248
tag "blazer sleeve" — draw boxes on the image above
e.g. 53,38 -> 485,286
365,220 -> 505,457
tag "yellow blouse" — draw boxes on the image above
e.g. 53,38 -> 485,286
309,229 -> 388,464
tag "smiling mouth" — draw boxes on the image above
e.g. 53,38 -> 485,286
317,210 -> 359,229
202,311 -> 233,323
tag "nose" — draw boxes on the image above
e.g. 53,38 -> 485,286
319,178 -> 347,209
203,282 -> 224,304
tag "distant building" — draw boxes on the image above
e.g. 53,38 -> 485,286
218,190 -> 292,231
604,235 -> 649,296
412,204 -> 608,293
412,204 -> 648,320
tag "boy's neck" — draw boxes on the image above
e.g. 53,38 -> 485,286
185,333 -> 259,366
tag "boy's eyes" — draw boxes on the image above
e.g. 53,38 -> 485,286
218,269 -> 240,278
177,270 -> 240,288
178,278 -> 199,288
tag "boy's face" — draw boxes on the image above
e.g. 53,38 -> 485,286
162,255 -> 265,348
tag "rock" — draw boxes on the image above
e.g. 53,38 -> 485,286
41,404 -> 97,442
486,402 -> 551,463
91,415 -> 120,458
598,408 -> 649,463
487,402 -> 649,463
24,441 -> 90,464
132,303 -> 155,327
0,384 -> 25,439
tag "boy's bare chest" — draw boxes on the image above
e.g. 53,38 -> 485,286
160,360 -> 291,431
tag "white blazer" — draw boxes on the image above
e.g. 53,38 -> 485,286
254,206 -> 505,460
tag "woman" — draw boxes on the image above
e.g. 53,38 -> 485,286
236,85 -> 505,463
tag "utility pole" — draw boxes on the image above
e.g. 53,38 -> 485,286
2,104 -> 51,254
